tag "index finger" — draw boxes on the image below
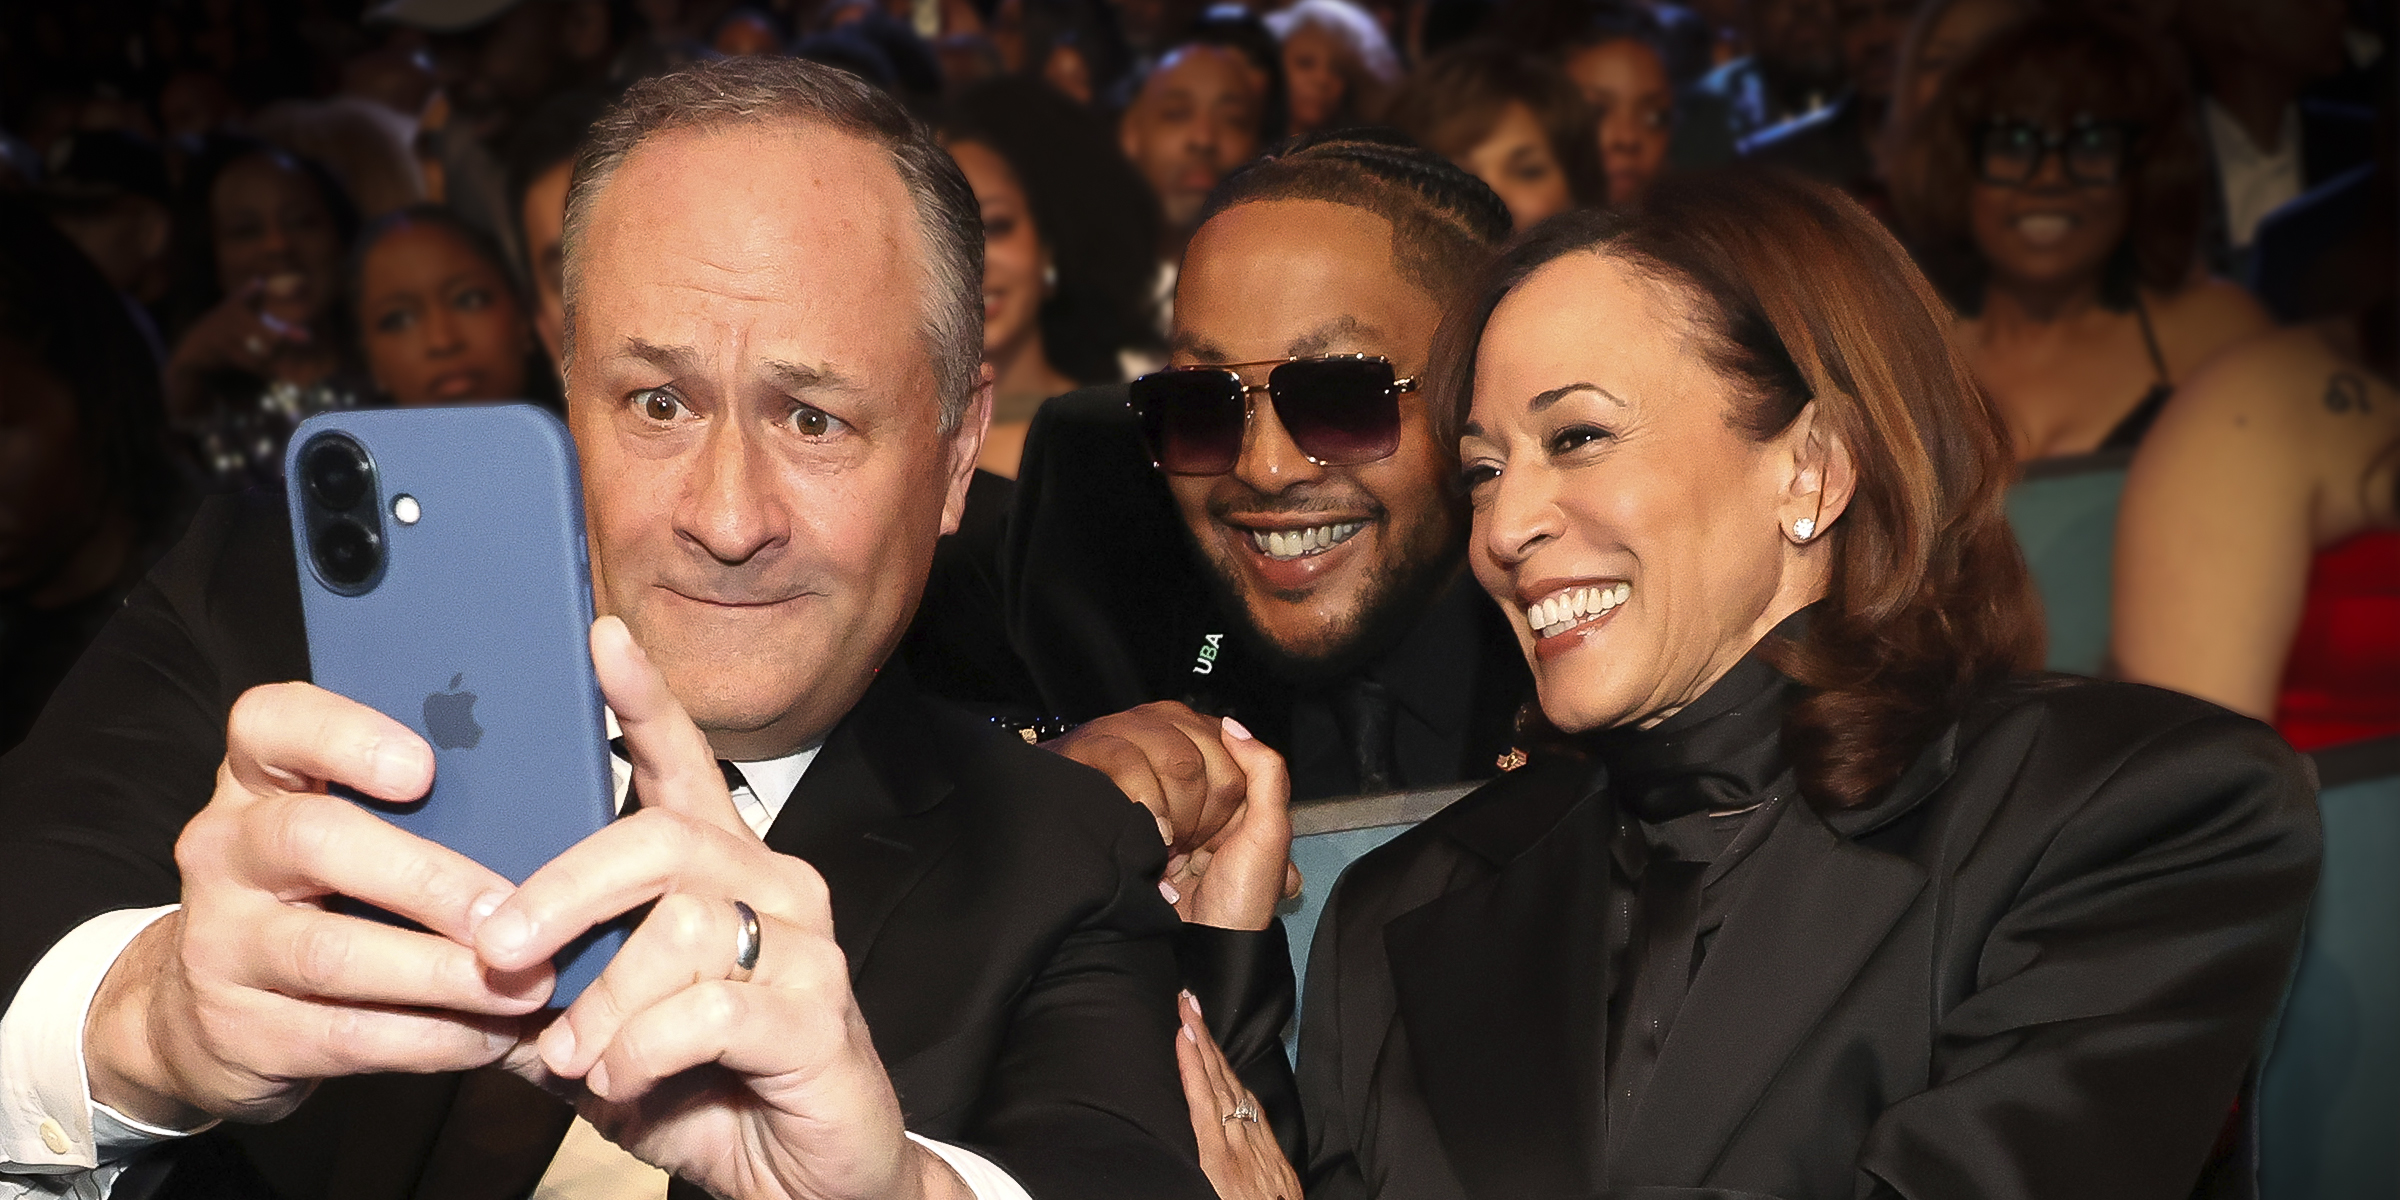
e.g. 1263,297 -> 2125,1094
224,681 -> 435,804
590,616 -> 747,838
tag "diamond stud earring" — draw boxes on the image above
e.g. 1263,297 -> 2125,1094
1791,517 -> 1816,541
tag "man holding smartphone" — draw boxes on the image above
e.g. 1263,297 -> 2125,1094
0,60 -> 1237,1200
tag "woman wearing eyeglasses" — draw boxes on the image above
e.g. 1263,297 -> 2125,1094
1889,12 -> 2272,461
1179,168 -> 2318,1200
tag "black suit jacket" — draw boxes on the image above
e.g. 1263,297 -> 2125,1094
1296,678 -> 2319,1200
0,490 -> 1215,1200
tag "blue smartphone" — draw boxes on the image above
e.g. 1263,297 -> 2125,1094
284,403 -> 625,1006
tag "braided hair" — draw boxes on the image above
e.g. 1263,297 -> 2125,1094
1196,129 -> 1513,305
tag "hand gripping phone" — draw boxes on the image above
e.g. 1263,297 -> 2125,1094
284,404 -> 625,1005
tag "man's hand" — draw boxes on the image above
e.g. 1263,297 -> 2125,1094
479,617 -> 968,1200
86,683 -> 551,1129
1047,704 -> 1298,932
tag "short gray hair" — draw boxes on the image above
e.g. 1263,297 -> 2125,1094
561,58 -> 983,432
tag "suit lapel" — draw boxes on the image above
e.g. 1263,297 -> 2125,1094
1384,787 -> 1612,1200
762,670 -> 963,981
1607,796 -> 1926,1187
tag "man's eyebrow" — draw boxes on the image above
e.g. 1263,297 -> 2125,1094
1171,332 -> 1232,361
618,338 -> 703,377
762,359 -> 862,394
1531,382 -> 1624,411
1287,315 -> 1382,358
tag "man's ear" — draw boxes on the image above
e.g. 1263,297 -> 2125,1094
1777,400 -> 1858,541
939,364 -> 997,538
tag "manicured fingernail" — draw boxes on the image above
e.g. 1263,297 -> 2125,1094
1159,879 -> 1180,904
1182,989 -> 1203,1018
1222,717 -> 1254,741
481,908 -> 528,957
586,1060 -> 611,1098
1155,814 -> 1175,845
1182,1022 -> 1196,1043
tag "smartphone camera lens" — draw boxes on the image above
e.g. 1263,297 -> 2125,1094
305,440 -> 370,511
313,519 -> 380,586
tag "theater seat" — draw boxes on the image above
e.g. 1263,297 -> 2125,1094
2259,733 -> 2400,1199
1280,786 -> 1474,1048
2005,451 -> 2132,677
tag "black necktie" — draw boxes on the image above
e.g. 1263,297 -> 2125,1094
1336,676 -> 1400,794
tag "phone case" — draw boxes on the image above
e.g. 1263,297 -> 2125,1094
284,403 -> 625,1005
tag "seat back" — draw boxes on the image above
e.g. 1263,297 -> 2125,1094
2259,734 -> 2400,1199
2004,451 -> 2131,676
1281,787 -> 1474,1045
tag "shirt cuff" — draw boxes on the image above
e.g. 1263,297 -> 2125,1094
0,906 -> 208,1173
906,1133 -> 1034,1200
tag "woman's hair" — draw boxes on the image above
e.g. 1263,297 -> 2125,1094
166,134 -> 360,341
1888,11 -> 2207,313
941,75 -> 1166,383
1199,129 -> 1514,307
343,204 -> 560,409
0,196 -> 175,525
1385,40 -> 1602,206
1263,0 -> 1404,127
1016,0 -> 1134,103
1431,169 -> 2043,810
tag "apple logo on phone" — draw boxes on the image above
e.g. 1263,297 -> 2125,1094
424,673 -> 485,749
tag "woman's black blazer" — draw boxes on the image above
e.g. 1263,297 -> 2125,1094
1295,677 -> 2321,1200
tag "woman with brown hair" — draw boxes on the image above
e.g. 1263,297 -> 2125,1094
1386,41 -> 1599,231
1172,169 -> 2318,1200
1890,12 -> 2272,460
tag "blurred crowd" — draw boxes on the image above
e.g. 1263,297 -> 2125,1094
1,0 -> 2394,755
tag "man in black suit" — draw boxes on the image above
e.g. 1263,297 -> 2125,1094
0,59 -> 1215,1200
1006,138 -> 1532,830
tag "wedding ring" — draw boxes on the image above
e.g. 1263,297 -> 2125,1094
1221,1097 -> 1260,1124
730,899 -> 761,981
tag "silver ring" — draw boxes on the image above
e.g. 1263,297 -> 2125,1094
1221,1097 -> 1260,1124
731,900 -> 761,978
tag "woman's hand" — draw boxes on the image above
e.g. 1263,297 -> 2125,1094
1176,990 -> 1301,1200
165,279 -> 314,415
1161,719 -> 1300,931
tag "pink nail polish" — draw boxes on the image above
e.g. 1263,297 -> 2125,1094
1159,879 -> 1180,904
1222,716 -> 1255,741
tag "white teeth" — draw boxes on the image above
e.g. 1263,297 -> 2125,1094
1523,582 -> 1632,638
1248,521 -> 1365,561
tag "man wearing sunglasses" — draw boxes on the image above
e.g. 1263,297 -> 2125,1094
1003,135 -> 1533,919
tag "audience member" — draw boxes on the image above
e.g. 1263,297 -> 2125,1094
0,199 -> 186,754
505,90 -> 614,371
1387,42 -> 1597,230
1693,0 -> 1843,143
1554,8 -> 1677,208
997,0 -> 1134,106
163,137 -> 367,490
2116,326 -> 2400,751
1264,0 -> 1403,138
1877,0 -> 2030,178
338,44 -> 442,120
250,96 -> 428,220
1890,14 -> 2272,460
2174,0 -> 2374,275
0,58 -> 1220,1200
1206,168 -> 2317,1200
1008,134 -> 1530,812
943,77 -> 1164,476
712,7 -> 789,55
36,130 -> 175,364
1116,37 -> 1271,284
1738,0 -> 1918,211
347,205 -> 555,409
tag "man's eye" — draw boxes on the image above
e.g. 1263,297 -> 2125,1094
634,388 -> 686,422
790,404 -> 838,437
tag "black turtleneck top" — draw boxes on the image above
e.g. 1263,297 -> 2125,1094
1584,628 -> 1799,1163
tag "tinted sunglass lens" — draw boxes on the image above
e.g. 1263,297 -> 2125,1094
1271,359 -> 1400,466
1134,371 -> 1246,474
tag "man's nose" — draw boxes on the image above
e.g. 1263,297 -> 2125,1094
678,416 -> 789,565
1229,392 -> 1327,495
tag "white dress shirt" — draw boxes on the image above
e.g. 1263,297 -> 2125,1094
0,733 -> 1033,1200
2205,98 -> 2304,250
